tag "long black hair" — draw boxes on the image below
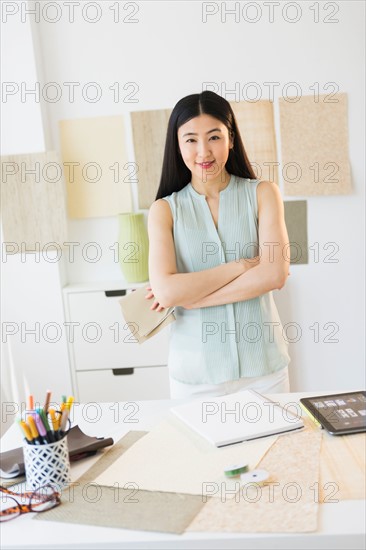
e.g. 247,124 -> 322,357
155,91 -> 257,200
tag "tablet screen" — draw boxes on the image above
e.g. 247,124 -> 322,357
301,391 -> 366,434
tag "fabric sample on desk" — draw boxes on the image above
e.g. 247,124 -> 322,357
94,414 -> 278,495
187,429 -> 322,533
33,431 -> 205,534
0,475 -> 26,488
320,431 -> 366,501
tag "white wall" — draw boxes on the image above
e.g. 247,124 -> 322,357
2,0 -> 365,394
1,6 -> 45,434
0,5 -> 72,433
0,0 -> 45,155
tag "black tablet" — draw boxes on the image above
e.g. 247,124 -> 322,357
300,391 -> 366,435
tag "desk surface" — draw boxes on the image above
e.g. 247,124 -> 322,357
1,392 -> 365,550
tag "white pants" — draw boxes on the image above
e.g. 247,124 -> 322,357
169,366 -> 290,400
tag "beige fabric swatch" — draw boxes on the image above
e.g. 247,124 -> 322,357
95,413 -> 278,495
187,429 -> 322,533
1,151 -> 68,250
34,431 -> 205,534
131,108 -> 172,209
0,475 -> 26,488
319,431 -> 366,502
299,415 -> 366,502
119,286 -> 175,344
284,200 -> 308,264
59,115 -> 132,218
229,100 -> 279,184
279,92 -> 352,195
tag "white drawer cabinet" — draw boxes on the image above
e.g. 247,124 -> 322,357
76,367 -> 170,403
63,282 -> 171,402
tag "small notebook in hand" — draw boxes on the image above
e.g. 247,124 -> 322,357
0,425 -> 114,479
119,286 -> 175,344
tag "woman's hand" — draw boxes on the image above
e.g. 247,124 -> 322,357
144,286 -> 166,312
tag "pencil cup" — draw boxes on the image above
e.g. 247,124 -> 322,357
23,436 -> 71,491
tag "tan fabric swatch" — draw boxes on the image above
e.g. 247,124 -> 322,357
299,415 -> 366,502
95,414 -> 278,495
119,286 -> 175,344
0,475 -> 26,488
187,429 -> 322,533
1,151 -> 68,250
319,431 -> 366,502
131,109 -> 172,209
229,100 -> 279,184
284,200 -> 308,264
59,115 -> 132,218
279,92 -> 352,195
34,431 -> 205,534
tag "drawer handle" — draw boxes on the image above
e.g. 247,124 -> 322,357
112,368 -> 134,376
105,290 -> 127,297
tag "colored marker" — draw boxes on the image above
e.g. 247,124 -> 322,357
43,390 -> 52,413
34,412 -> 49,444
59,408 -> 70,437
48,408 -> 58,430
66,396 -> 74,411
37,408 -> 55,443
17,419 -> 33,444
28,395 -> 34,410
27,415 -> 42,445
48,408 -> 60,440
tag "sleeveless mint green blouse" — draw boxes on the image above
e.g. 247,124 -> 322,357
162,173 -> 290,385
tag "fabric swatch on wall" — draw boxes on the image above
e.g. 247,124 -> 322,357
1,151 -> 68,250
229,100 -> 279,185
284,200 -> 308,264
279,92 -> 352,195
131,108 -> 172,209
59,115 -> 132,218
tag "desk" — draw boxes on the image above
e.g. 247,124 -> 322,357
1,392 -> 365,550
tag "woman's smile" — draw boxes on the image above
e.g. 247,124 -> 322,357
196,160 -> 215,169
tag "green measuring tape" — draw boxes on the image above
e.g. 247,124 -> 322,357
224,462 -> 249,477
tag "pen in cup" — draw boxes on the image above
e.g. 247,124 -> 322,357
36,408 -> 55,443
48,408 -> 60,440
43,390 -> 52,414
59,408 -> 70,438
27,415 -> 43,445
34,412 -> 49,444
17,419 -> 33,445
66,396 -> 74,411
28,395 -> 34,410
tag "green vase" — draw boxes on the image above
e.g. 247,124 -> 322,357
118,213 -> 149,282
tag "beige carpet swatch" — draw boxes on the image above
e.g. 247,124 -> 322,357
34,431 -> 205,534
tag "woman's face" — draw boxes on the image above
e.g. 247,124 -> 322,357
177,114 -> 233,183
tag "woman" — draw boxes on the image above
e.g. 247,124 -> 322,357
146,90 -> 291,399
